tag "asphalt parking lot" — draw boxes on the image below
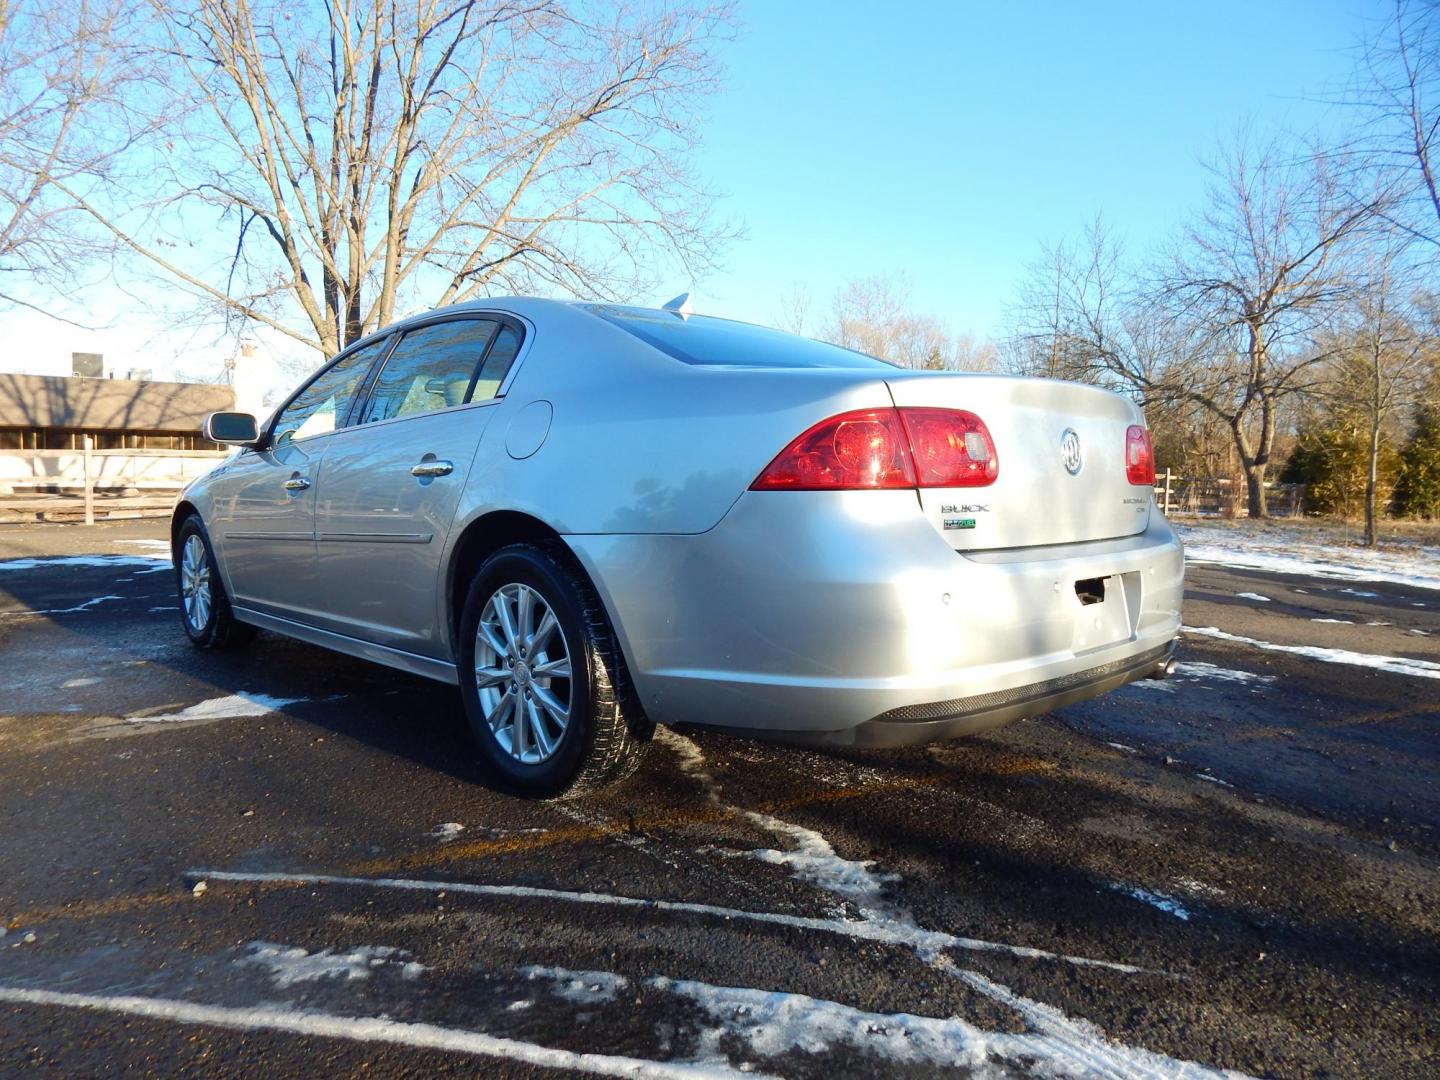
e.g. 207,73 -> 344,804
1,519 -> 1436,1079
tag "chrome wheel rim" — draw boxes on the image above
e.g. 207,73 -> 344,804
474,582 -> 572,765
180,534 -> 212,631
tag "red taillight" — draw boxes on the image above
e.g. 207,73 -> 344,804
750,409 -> 917,490
751,407 -> 999,491
899,408 -> 999,488
1125,425 -> 1155,486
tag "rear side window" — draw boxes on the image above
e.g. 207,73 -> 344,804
359,319 -> 499,425
471,325 -> 522,401
586,305 -> 895,370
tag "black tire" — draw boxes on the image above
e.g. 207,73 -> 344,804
458,542 -> 651,798
174,515 -> 255,650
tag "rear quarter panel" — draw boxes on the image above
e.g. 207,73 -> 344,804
451,304 -> 897,536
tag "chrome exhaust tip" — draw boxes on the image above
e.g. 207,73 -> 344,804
1147,657 -> 1178,681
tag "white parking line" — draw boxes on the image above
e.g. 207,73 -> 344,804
1184,626 -> 1440,680
186,868 -> 1155,974
0,985 -> 751,1079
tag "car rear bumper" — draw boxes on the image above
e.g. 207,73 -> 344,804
782,639 -> 1175,747
566,491 -> 1184,740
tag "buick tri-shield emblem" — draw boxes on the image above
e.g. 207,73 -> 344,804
1060,428 -> 1083,475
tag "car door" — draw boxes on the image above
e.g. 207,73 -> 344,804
211,336 -> 391,621
308,316 -> 525,656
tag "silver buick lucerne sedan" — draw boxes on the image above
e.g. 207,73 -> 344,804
175,297 -> 1183,796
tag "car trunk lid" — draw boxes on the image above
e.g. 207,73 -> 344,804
885,372 -> 1152,551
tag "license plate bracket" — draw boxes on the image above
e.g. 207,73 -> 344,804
1071,573 -> 1137,653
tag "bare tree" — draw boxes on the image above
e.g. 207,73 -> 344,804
826,273 -> 944,368
1002,218 -> 1135,385
0,0 -> 138,317
1352,0 -> 1440,246
1323,238 -> 1433,543
1009,145 -> 1384,517
949,332 -> 998,373
771,283 -> 813,336
56,0 -> 734,357
810,271 -> 989,370
1159,142 -> 1386,516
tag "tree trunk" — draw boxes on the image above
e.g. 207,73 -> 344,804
1244,463 -> 1269,518
1364,417 -> 1381,547
1229,415 -> 1268,519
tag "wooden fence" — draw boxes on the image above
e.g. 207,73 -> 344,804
1153,469 -> 1306,517
0,442 -> 230,524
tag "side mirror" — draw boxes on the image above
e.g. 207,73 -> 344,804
203,411 -> 261,446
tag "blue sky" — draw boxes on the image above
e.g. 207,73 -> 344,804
6,0 -> 1388,400
684,0 -> 1385,337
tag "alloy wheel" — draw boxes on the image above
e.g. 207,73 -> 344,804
474,582 -> 573,764
180,534 -> 212,631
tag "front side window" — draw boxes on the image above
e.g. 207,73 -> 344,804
272,338 -> 389,444
359,318 -> 500,425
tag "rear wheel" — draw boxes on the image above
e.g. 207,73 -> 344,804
175,516 -> 254,649
458,543 -> 650,798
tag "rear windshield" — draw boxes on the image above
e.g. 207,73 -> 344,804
586,305 -> 896,370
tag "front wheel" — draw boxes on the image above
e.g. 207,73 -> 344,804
458,543 -> 651,798
174,516 -> 254,649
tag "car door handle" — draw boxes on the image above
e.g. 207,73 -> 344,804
410,460 -> 454,477
283,476 -> 311,491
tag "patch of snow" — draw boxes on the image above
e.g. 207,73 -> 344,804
119,540 -> 173,552
951,966 -> 1246,1080
650,970 -> 1242,1079
1110,885 -> 1192,921
62,677 -> 102,688
1176,523 -> 1440,592
1196,774 -> 1234,788
1106,741 -> 1137,753
1340,588 -> 1379,598
1173,661 -> 1274,685
522,966 -> 629,1004
126,693 -> 304,724
1310,618 -> 1353,625
1411,628 -> 1431,636
1124,678 -> 1176,693
430,823 -> 465,842
657,728 -> 722,804
1175,877 -> 1227,899
0,986 -> 742,1079
1235,592 -> 1270,602
0,554 -> 169,572
1184,626 -> 1440,681
6,594 -> 125,617
740,812 -> 899,919
239,941 -> 424,987
1125,661 -> 1273,693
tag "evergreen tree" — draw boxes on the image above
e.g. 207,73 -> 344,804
1284,419 -> 1402,519
1395,403 -> 1440,519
